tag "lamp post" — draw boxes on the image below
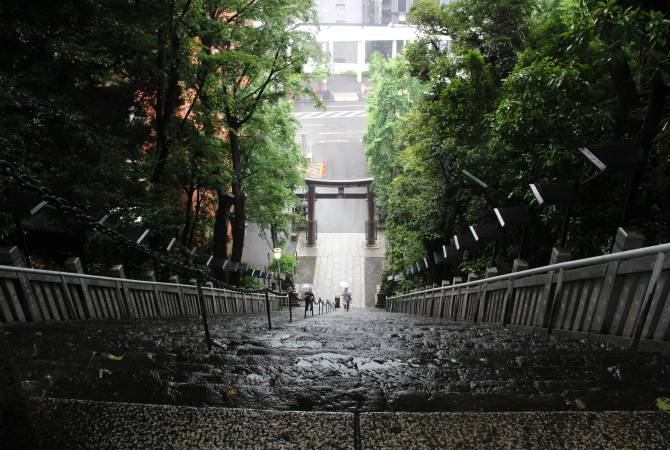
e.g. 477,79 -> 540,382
273,248 -> 282,291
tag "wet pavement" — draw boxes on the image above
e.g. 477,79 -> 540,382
6,309 -> 670,413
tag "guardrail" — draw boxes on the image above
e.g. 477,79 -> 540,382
387,243 -> 670,352
0,265 -> 287,324
315,297 -> 334,315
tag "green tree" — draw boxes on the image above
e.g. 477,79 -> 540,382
244,101 -> 305,249
194,0 -> 320,277
376,0 -> 670,295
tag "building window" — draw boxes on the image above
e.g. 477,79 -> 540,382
366,40 -> 393,63
336,4 -> 345,23
333,41 -> 358,64
399,0 -> 407,12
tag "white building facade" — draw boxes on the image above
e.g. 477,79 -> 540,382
299,0 -> 451,82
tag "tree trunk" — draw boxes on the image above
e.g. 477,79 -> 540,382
151,13 -> 182,185
180,183 -> 194,245
270,223 -> 278,248
213,188 -> 232,278
188,188 -> 205,246
228,130 -> 246,284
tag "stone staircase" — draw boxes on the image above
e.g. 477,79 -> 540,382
6,309 -> 670,448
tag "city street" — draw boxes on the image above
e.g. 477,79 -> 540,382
294,76 -> 369,233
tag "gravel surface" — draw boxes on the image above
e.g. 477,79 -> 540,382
33,398 -> 354,450
359,411 -> 670,450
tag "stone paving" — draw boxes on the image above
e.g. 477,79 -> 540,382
7,309 -> 670,414
297,232 -> 385,308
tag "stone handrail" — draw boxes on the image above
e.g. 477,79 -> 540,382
0,265 -> 287,323
387,243 -> 670,352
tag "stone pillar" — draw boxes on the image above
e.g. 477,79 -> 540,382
328,40 -> 334,72
64,256 -> 84,274
550,247 -> 572,264
375,284 -> 386,308
356,40 -> 365,83
452,276 -> 462,285
484,267 -> 498,278
300,133 -> 307,153
512,259 -> 529,273
140,270 -> 156,282
0,246 -> 27,267
611,227 -> 645,253
307,183 -> 317,247
391,39 -> 397,58
467,273 -> 478,282
442,280 -> 451,287
110,264 -> 126,279
168,275 -> 180,284
366,185 -> 376,247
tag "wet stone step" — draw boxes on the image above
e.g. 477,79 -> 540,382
6,310 -> 670,413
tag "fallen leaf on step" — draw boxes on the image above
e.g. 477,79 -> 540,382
271,421 -> 280,430
35,331 -> 43,337
656,397 -> 670,411
106,353 -> 124,361
212,368 -> 222,376
564,398 -> 586,410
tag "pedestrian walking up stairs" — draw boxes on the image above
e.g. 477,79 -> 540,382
2,245 -> 670,449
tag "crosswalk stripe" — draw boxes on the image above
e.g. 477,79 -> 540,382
294,110 -> 367,119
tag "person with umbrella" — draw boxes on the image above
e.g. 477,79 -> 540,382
302,284 -> 315,318
340,281 -> 352,311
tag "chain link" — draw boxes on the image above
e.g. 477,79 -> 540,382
0,159 -> 282,295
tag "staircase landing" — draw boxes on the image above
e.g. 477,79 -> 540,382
296,232 -> 385,308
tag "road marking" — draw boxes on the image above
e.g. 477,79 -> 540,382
303,161 -> 325,178
332,92 -> 359,102
319,131 -> 347,135
298,112 -> 322,119
317,139 -> 349,143
323,104 -> 366,108
294,110 -> 367,119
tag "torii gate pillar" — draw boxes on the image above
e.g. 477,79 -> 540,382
307,184 -> 317,246
366,186 -> 376,247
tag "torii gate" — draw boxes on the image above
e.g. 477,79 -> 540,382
297,177 -> 376,247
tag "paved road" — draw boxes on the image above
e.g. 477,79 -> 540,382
294,75 -> 369,233
241,76 -> 370,269
8,310 -> 670,413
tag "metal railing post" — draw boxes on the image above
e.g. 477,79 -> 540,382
265,289 -> 272,330
195,279 -> 212,352
630,251 -> 666,349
